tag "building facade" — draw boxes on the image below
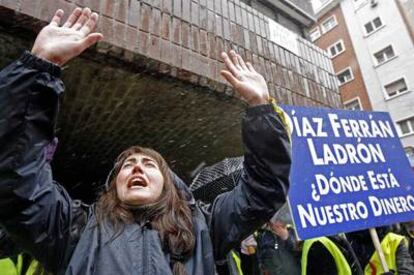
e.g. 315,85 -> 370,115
310,0 -> 372,112
311,0 -> 414,167
242,0 -> 315,36
396,0 -> 414,43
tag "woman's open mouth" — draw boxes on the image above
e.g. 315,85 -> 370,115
127,177 -> 148,189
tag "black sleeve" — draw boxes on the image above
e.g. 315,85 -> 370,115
396,240 -> 414,275
206,104 -> 292,261
285,227 -> 298,253
0,228 -> 21,259
0,52 -> 86,273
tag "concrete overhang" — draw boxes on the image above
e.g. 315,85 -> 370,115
314,0 -> 341,19
263,0 -> 316,26
0,1 -> 340,202
0,8 -> 245,202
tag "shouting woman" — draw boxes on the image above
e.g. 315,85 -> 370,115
0,7 -> 291,275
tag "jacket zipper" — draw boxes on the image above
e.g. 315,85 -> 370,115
142,225 -> 149,275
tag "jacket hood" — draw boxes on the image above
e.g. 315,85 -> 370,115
170,171 -> 196,208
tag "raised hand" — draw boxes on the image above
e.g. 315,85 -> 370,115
220,50 -> 270,106
31,7 -> 103,66
271,221 -> 289,240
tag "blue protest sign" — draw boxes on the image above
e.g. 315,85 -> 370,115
281,105 -> 414,240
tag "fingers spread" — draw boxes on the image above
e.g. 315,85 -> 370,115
79,12 -> 99,36
220,70 -> 239,88
63,7 -> 82,28
50,9 -> 64,26
221,52 -> 240,79
236,54 -> 248,70
78,33 -> 103,52
72,7 -> 91,31
229,50 -> 241,68
246,62 -> 256,72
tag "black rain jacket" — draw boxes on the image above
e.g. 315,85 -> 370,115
0,52 -> 291,275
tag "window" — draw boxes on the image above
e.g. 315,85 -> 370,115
405,147 -> 414,167
328,40 -> 345,58
337,67 -> 354,85
384,78 -> 408,98
397,117 -> 414,136
364,17 -> 383,35
321,15 -> 338,33
310,27 -> 321,42
373,45 -> 395,65
344,98 -> 362,111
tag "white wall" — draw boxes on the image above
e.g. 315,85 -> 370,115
341,0 -> 414,149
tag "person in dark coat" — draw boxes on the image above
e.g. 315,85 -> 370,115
401,221 -> 414,261
0,6 -> 291,275
255,220 -> 300,275
0,228 -> 50,275
346,228 -> 414,275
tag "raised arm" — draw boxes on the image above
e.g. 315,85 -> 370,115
206,50 -> 291,261
31,7 -> 103,66
0,8 -> 101,272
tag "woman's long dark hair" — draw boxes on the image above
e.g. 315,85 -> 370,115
96,146 -> 195,275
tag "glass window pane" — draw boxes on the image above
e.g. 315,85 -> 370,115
385,78 -> 407,96
374,52 -> 385,63
338,69 -> 351,84
345,99 -> 361,111
310,29 -> 320,41
387,89 -> 397,97
353,103 -> 361,110
374,46 -> 394,64
337,42 -> 343,52
365,22 -> 374,33
405,147 -> 414,166
373,17 -> 382,28
399,121 -> 410,134
323,17 -> 336,32
384,46 -> 395,58
330,47 -> 336,56
327,18 -> 334,27
346,71 -> 351,79
398,81 -> 408,92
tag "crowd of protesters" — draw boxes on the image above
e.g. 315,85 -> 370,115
223,218 -> 414,275
1,215 -> 413,275
0,5 -> 413,275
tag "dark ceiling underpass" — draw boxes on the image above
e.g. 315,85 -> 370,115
0,2 -> 340,203
0,27 -> 245,203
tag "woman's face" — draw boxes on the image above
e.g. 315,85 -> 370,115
115,153 -> 164,206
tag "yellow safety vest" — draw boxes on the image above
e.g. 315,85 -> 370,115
0,255 -> 39,275
365,233 -> 406,275
230,250 -> 244,275
301,237 -> 352,275
270,98 -> 292,143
